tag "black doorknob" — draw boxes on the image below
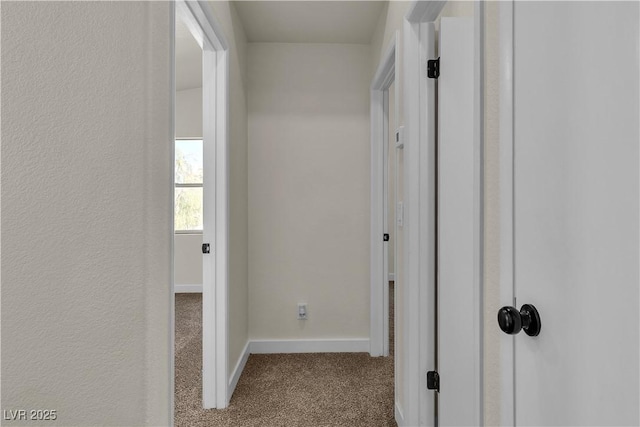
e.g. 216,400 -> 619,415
497,304 -> 541,337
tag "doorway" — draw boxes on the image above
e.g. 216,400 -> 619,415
388,79 -> 404,415
371,29 -> 401,422
386,79 -> 399,363
172,0 -> 230,411
402,3 -> 484,425
370,32 -> 398,359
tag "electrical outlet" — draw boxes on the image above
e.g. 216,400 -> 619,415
297,303 -> 308,320
395,126 -> 405,149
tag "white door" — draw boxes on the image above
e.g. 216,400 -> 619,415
176,0 -> 229,409
201,42 -> 217,408
437,17 -> 479,426
504,2 -> 640,424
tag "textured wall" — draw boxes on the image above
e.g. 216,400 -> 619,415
483,3 -> 502,425
1,2 -> 172,425
247,43 -> 371,341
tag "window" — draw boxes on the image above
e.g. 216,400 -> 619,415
175,139 -> 203,232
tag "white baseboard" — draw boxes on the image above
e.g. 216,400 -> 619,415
174,284 -> 202,293
395,401 -> 405,426
249,338 -> 370,354
388,273 -> 395,281
228,341 -> 250,400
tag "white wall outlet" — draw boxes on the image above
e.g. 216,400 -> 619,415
297,303 -> 308,320
397,201 -> 404,227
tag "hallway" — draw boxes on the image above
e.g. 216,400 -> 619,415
175,283 -> 396,426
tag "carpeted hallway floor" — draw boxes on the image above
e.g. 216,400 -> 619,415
175,282 -> 396,427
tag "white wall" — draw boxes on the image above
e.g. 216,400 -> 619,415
175,233 -> 203,285
176,87 -> 203,139
247,43 -> 371,341
1,2 -> 171,425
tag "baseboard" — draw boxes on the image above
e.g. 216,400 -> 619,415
228,341 -> 250,400
249,338 -> 370,354
395,401 -> 405,426
174,284 -> 202,293
388,273 -> 395,281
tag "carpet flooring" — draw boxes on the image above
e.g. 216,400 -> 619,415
175,283 -> 396,427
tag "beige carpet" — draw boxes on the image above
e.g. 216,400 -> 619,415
175,283 -> 396,427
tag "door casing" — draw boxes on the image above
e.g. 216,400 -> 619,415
402,2 -> 484,425
370,31 -> 398,359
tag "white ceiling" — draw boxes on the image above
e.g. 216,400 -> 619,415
175,18 -> 202,91
175,1 -> 386,91
234,1 -> 386,44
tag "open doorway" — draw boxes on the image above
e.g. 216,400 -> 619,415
174,8 -> 204,293
386,80 -> 397,357
370,32 -> 398,359
371,30 -> 400,420
387,79 -> 403,413
172,0 -> 230,413
385,77 -> 405,421
173,9 -> 205,418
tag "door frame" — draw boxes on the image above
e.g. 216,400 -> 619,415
403,1 -> 484,425
370,31 -> 398,358
173,0 -> 230,410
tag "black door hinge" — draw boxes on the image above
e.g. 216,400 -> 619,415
383,234 -> 390,242
427,371 -> 439,392
202,243 -> 210,254
427,58 -> 440,79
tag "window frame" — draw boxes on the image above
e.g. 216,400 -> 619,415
174,137 -> 204,234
